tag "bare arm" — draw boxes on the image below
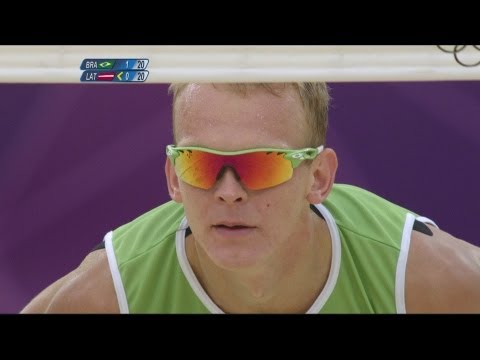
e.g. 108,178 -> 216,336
21,249 -> 120,313
406,225 -> 480,313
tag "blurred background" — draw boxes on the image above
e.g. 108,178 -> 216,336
1,81 -> 479,313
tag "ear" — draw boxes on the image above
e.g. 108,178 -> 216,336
306,148 -> 338,205
165,157 -> 183,203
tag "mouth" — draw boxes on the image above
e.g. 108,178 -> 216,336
212,222 -> 256,236
213,225 -> 254,230
213,221 -> 254,229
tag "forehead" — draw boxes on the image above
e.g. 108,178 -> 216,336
174,84 -> 307,149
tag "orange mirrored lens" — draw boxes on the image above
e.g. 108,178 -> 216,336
174,150 -> 293,190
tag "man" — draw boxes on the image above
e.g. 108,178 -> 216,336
21,83 -> 480,313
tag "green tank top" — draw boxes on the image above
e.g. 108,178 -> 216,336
105,184 -> 433,313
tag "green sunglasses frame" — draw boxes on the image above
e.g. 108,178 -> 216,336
166,144 -> 324,168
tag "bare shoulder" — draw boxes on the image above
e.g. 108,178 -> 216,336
406,225 -> 480,313
21,249 -> 119,314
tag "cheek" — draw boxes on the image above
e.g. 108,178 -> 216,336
260,190 -> 302,221
258,197 -> 302,241
260,177 -> 310,221
179,187 -> 209,223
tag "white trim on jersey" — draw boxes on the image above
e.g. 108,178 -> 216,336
306,204 -> 342,313
396,213 -> 416,314
396,215 -> 438,314
104,231 -> 130,314
175,218 -> 223,313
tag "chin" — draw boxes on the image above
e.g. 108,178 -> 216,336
207,244 -> 268,270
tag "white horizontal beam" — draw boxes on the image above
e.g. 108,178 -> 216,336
0,46 -> 479,83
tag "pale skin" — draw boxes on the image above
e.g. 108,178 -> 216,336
21,84 -> 480,313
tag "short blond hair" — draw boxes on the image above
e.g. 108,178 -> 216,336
168,83 -> 330,147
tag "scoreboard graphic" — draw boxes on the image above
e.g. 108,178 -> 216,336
80,59 -> 149,83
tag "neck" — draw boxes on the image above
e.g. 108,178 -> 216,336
186,210 -> 332,313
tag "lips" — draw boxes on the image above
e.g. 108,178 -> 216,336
212,221 -> 257,237
213,222 -> 254,229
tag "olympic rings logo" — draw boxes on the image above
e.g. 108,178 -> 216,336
437,45 -> 480,67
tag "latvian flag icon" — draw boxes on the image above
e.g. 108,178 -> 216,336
97,72 -> 115,81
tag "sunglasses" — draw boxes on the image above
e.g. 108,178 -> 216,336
166,144 -> 324,190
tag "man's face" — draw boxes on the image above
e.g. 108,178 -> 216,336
169,84 -> 316,270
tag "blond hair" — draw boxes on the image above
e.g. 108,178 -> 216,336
168,83 -> 330,147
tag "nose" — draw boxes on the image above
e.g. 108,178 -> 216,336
214,167 -> 248,203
